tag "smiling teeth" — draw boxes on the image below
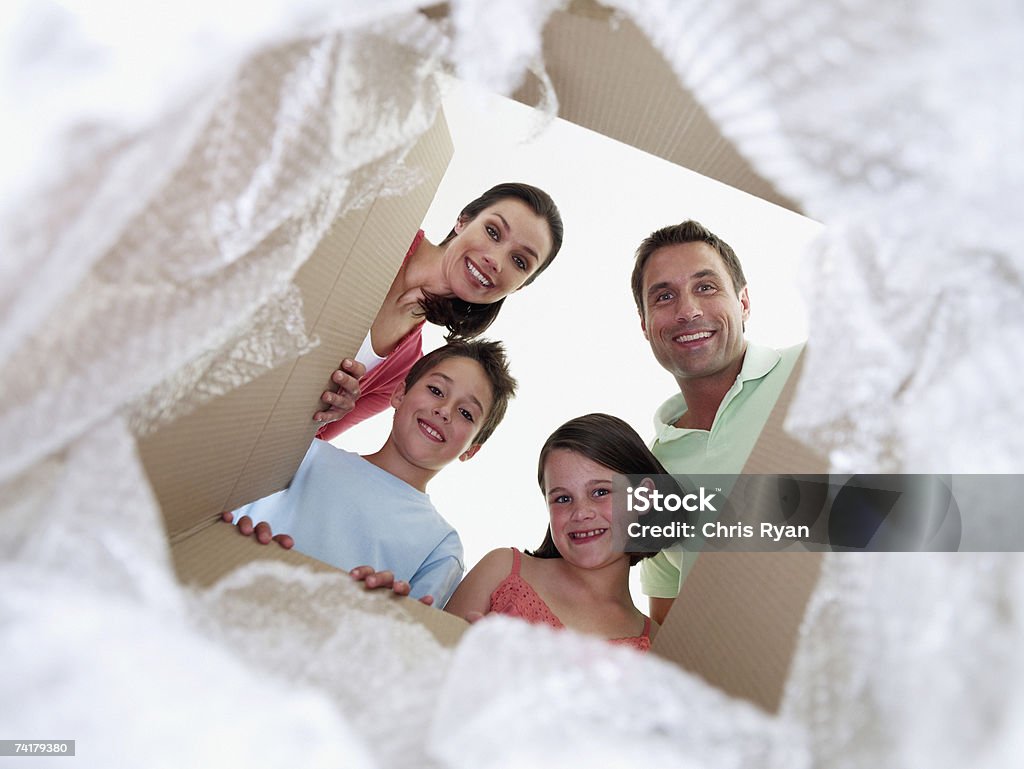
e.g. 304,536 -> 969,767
419,420 -> 444,441
675,331 -> 712,343
466,260 -> 493,287
570,528 -> 607,540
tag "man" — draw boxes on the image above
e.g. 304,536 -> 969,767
632,220 -> 803,624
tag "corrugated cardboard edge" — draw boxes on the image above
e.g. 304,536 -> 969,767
146,5 -> 827,690
650,351 -> 827,712
140,108 -> 453,540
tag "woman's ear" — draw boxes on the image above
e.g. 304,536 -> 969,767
454,214 -> 469,235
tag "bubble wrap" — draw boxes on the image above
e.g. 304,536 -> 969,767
429,616 -> 809,769
783,553 -> 1024,769
611,0 -> 1024,472
192,563 -> 454,768
0,4 -> 446,484
4,0 -> 1024,767
0,417 -> 376,767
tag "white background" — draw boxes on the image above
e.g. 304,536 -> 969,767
340,76 -> 823,607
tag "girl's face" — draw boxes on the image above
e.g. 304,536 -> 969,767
543,449 -> 627,570
441,198 -> 552,304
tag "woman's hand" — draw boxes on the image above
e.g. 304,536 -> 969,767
349,565 -> 434,606
313,358 -> 366,424
221,511 -> 294,549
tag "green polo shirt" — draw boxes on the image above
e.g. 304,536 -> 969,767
640,342 -> 803,598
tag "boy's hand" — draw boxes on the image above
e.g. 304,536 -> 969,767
313,358 -> 366,424
221,511 -> 294,549
349,565 -> 434,606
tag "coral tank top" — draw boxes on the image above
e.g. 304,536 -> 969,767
489,548 -> 651,652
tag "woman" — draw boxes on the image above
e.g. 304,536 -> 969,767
313,182 -> 563,437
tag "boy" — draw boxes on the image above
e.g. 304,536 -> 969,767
223,339 -> 516,607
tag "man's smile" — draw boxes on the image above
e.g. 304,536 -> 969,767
673,330 -> 714,344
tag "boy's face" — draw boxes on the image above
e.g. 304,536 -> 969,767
389,356 -> 494,471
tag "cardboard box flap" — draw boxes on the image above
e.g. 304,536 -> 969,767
513,0 -> 801,214
740,350 -> 828,476
651,551 -> 821,713
139,109 -> 454,541
651,349 -> 825,713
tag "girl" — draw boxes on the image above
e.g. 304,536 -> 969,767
313,182 -> 563,434
443,413 -> 662,651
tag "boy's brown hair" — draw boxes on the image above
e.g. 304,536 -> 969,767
403,338 -> 516,445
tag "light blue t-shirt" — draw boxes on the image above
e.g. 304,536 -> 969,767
231,440 -> 464,607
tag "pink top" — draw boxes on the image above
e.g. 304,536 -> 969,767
317,231 -> 426,440
489,548 -> 652,652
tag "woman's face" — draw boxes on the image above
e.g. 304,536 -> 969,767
442,198 -> 553,304
543,449 -> 627,570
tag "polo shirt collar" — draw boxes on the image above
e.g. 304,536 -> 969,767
653,341 -> 782,441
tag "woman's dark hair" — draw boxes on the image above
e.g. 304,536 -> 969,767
527,413 -> 663,566
418,182 -> 563,339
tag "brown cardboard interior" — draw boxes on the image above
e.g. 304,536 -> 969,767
512,0 -> 801,214
650,351 -> 828,712
140,109 -> 454,544
651,551 -> 823,713
146,1 -> 829,712
158,104 -> 468,650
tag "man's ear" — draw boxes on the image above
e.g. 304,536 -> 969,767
739,285 -> 751,323
459,444 -> 482,463
390,381 -> 406,409
639,310 -> 649,341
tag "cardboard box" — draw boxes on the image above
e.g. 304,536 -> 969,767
651,352 -> 826,713
147,103 -> 473,646
511,0 -> 801,215
143,2 -> 829,714
511,3 -> 826,712
138,105 -> 454,560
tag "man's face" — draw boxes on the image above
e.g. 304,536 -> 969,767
640,242 -> 750,386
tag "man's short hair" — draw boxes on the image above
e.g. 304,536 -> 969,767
631,220 -> 748,313
403,338 -> 516,445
